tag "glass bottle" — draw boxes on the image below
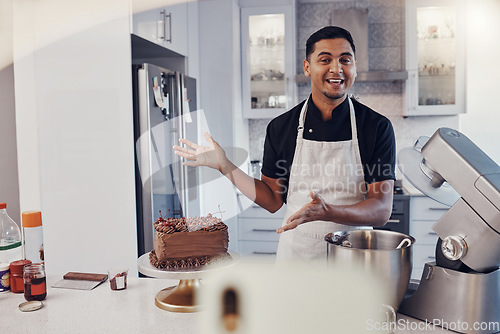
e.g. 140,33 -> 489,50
0,203 -> 22,264
23,263 -> 46,301
21,211 -> 44,264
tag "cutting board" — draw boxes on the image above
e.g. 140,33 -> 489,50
52,272 -> 108,290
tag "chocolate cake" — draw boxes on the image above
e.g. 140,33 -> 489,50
149,214 -> 230,270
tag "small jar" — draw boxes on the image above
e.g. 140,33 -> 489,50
23,263 -> 46,301
0,262 -> 10,292
10,259 -> 32,293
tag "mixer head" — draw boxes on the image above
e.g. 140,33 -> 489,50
397,136 -> 459,207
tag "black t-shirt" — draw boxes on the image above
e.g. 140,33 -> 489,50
262,96 -> 396,202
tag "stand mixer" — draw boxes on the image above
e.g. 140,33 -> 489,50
397,128 -> 500,334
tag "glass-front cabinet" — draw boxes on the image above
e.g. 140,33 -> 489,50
405,0 -> 465,116
241,5 -> 295,119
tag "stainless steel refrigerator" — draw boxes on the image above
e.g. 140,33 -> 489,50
132,63 -> 200,257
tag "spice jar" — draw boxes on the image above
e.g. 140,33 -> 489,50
23,263 -> 46,301
0,262 -> 10,292
10,259 -> 31,293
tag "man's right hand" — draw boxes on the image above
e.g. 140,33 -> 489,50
173,132 -> 230,173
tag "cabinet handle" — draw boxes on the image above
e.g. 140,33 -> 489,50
427,256 -> 436,259
252,251 -> 277,255
160,10 -> 172,43
429,207 -> 448,211
252,229 -> 277,233
160,10 -> 166,40
428,232 -> 438,235
166,12 -> 172,43
387,219 -> 400,224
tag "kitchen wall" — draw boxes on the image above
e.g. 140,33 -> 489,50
247,0 -> 461,181
0,0 -> 21,224
197,0 -> 242,247
12,0 -> 138,275
462,0 -> 500,164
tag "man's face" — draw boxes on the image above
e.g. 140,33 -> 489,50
303,38 -> 357,104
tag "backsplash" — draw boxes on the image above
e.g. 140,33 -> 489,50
248,0 -> 459,182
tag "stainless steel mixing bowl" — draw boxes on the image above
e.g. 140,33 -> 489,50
325,229 -> 415,311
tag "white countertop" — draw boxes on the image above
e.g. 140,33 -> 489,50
1,274 -> 455,334
1,275 -> 199,334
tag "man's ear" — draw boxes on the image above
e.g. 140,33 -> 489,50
303,59 -> 311,77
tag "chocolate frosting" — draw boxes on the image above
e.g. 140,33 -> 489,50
154,230 -> 228,261
150,215 -> 230,269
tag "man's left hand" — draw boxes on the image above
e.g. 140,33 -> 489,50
277,190 -> 328,233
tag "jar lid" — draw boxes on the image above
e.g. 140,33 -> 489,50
0,262 -> 10,271
0,203 -> 6,209
10,259 -> 32,274
19,301 -> 43,312
23,263 -> 45,274
22,210 -> 42,227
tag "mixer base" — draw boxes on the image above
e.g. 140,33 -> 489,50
399,262 -> 500,334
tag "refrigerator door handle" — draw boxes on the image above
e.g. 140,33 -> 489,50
178,73 -> 189,217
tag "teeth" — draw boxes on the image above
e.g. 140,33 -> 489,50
327,79 -> 342,84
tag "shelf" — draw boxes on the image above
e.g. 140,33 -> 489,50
418,74 -> 455,78
250,79 -> 285,93
295,71 -> 408,83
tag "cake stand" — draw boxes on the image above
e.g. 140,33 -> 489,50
137,251 -> 239,313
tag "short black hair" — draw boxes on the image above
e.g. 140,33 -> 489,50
305,26 -> 356,60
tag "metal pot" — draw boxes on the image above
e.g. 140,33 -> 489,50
325,229 -> 415,311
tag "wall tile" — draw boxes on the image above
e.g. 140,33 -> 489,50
369,23 -> 403,47
356,93 -> 403,116
351,81 -> 402,95
297,26 -> 323,51
248,119 -> 272,161
297,3 -> 333,27
369,47 -> 403,71
363,1 -> 403,24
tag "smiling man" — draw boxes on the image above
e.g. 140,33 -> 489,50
174,26 -> 396,262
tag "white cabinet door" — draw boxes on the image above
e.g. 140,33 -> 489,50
239,241 -> 279,257
405,0 -> 465,116
162,3 -> 188,56
133,8 -> 161,45
132,3 -> 188,56
409,196 -> 449,280
241,5 -> 296,119
237,202 -> 286,258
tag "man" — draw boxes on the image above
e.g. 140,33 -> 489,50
174,26 -> 395,261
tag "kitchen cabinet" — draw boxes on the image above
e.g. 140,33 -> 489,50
132,2 -> 188,56
409,196 -> 449,280
405,0 -> 465,116
237,204 -> 286,258
375,194 -> 410,235
240,5 -> 296,119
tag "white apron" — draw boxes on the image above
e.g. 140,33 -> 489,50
276,97 -> 370,262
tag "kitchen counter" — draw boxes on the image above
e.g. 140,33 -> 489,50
2,275 -> 198,333
1,275 -> 455,334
